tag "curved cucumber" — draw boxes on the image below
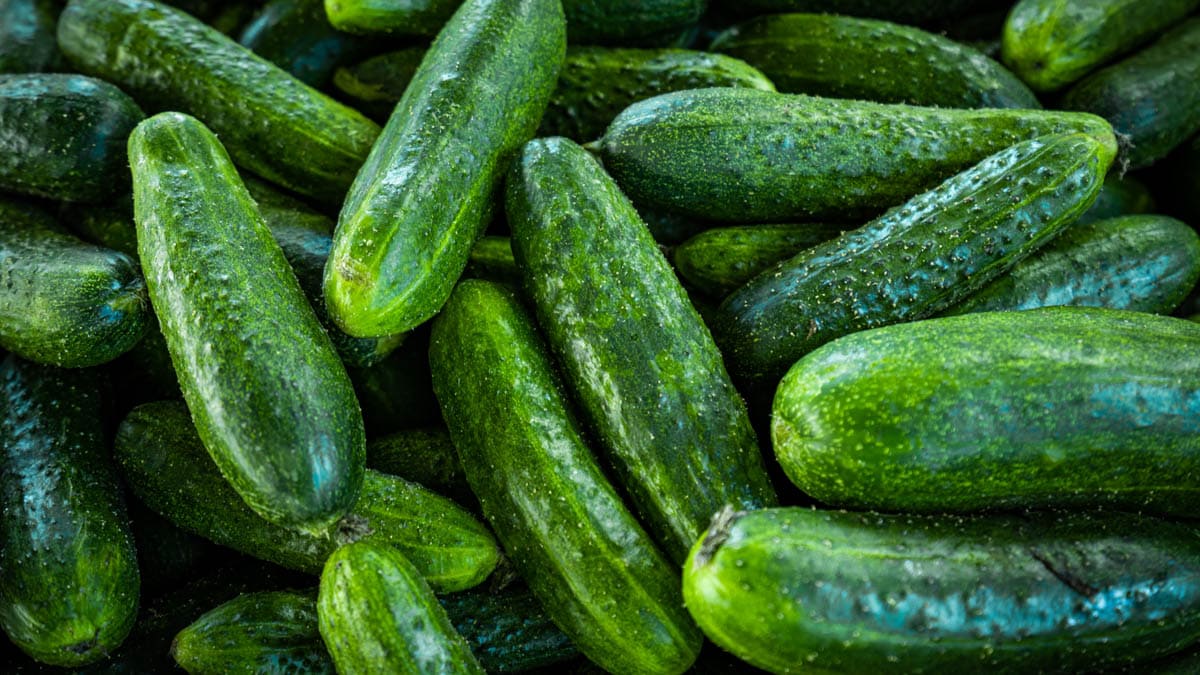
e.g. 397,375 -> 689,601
0,356 -> 140,667
673,223 -> 845,298
429,280 -> 702,675
717,133 -> 1114,382
0,0 -> 65,73
773,307 -> 1200,515
684,507 -> 1200,674
563,0 -> 704,46
323,0 -> 461,36
508,137 -> 776,563
324,0 -> 564,337
711,14 -> 1038,109
239,0 -> 373,87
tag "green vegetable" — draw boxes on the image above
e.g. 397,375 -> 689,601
0,0 -> 66,73
331,47 -> 425,122
673,223 -> 845,298
367,428 -> 469,501
346,333 -> 443,438
239,0 -> 373,87
323,0 -> 461,35
728,0 -> 1003,26
465,235 -> 521,286
562,0 -> 704,46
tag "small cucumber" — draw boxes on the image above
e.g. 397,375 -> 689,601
684,507 -> 1200,674
324,0 -> 564,337
711,14 -> 1038,109
440,582 -> 578,673
317,541 -> 484,675
367,428 -> 470,502
323,0 -> 460,36
465,235 -> 521,286
429,280 -> 702,675
239,0 -> 374,87
729,0 -> 1004,26
773,307 -> 1200,515
508,137 -> 777,563
0,0 -> 66,73
673,223 -> 844,298
716,133 -> 1114,382
0,356 -> 139,667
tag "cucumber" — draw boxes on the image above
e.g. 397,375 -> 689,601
429,280 -> 702,675
129,502 -> 218,596
0,74 -> 144,203
593,87 -> 1115,222
331,47 -> 425,122
716,132 -> 1115,382
465,235 -> 521,286
130,111 -> 365,535
440,582 -> 578,673
507,137 -> 777,563
1003,0 -> 1200,92
239,0 -> 373,87
1077,173 -> 1156,224
773,307 -> 1200,515
367,428 -> 468,500
684,507 -> 1200,674
324,0 -> 564,337
0,356 -> 140,667
317,541 -> 484,675
58,0 -> 381,204
115,400 -> 500,592
729,0 -> 1004,25
0,197 -> 149,368
0,0 -> 66,73
563,0 -> 704,46
710,14 -> 1038,109
640,208 -> 715,245
673,223 -> 845,298
1062,18 -> 1200,170
323,0 -> 460,36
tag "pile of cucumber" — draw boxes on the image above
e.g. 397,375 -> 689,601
0,0 -> 1198,672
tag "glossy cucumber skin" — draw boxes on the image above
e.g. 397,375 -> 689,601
0,0 -> 65,73
0,198 -> 149,368
317,541 -> 484,675
239,0 -> 372,87
945,215 -> 1200,315
595,87 -> 1115,222
773,307 -> 1200,515
440,583 -> 578,673
673,223 -> 845,298
716,133 -> 1114,382
0,356 -> 140,667
115,401 -> 500,592
324,0 -> 564,337
711,14 -> 1038,109
130,111 -> 364,535
429,280 -> 702,675
564,0 -> 704,45
465,235 -> 520,286
1077,173 -> 1155,224
508,137 -> 776,563
684,507 -> 1200,674
323,0 -> 461,35
58,0 -> 380,204
1062,18 -> 1200,169
0,74 -> 144,202
1003,0 -> 1200,92
730,0 -> 1002,25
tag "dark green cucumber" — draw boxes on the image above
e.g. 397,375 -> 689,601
0,74 -> 144,202
729,0 -> 1004,25
717,133 -> 1114,382
430,280 -> 702,674
945,215 -> 1200,315
673,223 -> 845,298
130,111 -> 365,535
440,582 -> 578,673
1077,173 -> 1155,224
465,235 -> 520,285
1003,0 -> 1200,92
346,331 -> 443,437
1062,18 -> 1200,169
323,0 -> 460,35
324,0 -> 564,337
594,87 -> 1115,222
172,590 -> 334,674
0,356 -> 139,667
508,137 -> 776,563
331,47 -> 425,122
0,0 -> 66,73
239,0 -> 374,87
129,501 -> 218,597
115,400 -> 500,592
684,507 -> 1200,674
563,0 -> 704,46
368,428 -> 469,500
711,14 -> 1038,109
773,307 -> 1200,515
0,197 -> 149,368
58,0 -> 381,204
317,541 -> 484,675
640,208 -> 715,245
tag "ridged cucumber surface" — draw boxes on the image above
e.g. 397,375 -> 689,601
673,223 -> 844,298
0,0 -> 65,73
323,0 -> 461,36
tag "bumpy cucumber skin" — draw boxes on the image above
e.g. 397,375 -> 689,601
58,0 -> 380,204
172,590 -> 335,675
731,0 -> 1001,25
318,541 -> 484,675
945,215 -> 1200,315
430,280 -> 702,675
508,137 -> 776,563
0,0 -> 65,73
323,0 -> 460,36
773,307 -> 1200,516
324,0 -> 564,338
1003,0 -> 1200,92
1076,173 -> 1155,224
115,401 -> 500,592
0,357 -> 140,667
239,0 -> 372,87
595,87 -> 1115,222
673,223 -> 845,298
684,507 -> 1200,674
440,583 -> 578,673
331,47 -> 426,122
716,133 -> 1114,382
0,74 -> 144,202
563,0 -> 704,45
711,14 -> 1038,109
1062,18 -> 1200,170
0,198 -> 148,368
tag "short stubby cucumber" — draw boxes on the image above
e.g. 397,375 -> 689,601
772,307 -> 1200,515
684,507 -> 1200,674
593,87 -> 1115,222
563,0 -> 704,46
323,0 -> 461,36
430,280 -> 702,675
324,0 -> 564,337
716,133 -> 1115,382
508,137 -> 777,563
673,223 -> 845,298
